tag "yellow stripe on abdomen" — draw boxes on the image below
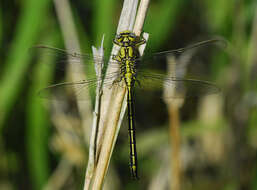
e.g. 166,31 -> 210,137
127,87 -> 139,179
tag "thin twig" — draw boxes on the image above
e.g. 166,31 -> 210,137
84,36 -> 105,190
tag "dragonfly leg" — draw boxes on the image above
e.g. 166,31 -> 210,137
112,54 -> 122,62
110,76 -> 125,89
112,76 -> 122,84
135,35 -> 146,46
135,79 -> 141,88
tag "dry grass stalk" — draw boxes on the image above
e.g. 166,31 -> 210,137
163,56 -> 185,190
53,0 -> 93,144
84,36 -> 105,189
43,0 -> 94,189
168,105 -> 181,190
88,0 -> 150,189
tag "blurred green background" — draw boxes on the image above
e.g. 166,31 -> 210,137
0,0 -> 257,189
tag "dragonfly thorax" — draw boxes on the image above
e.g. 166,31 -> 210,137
117,47 -> 138,87
113,31 -> 146,87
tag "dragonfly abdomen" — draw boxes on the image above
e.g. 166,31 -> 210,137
127,87 -> 138,179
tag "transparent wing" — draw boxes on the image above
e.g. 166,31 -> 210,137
31,45 -> 120,74
134,73 -> 220,99
38,72 -> 219,101
36,38 -> 225,100
32,38 -> 226,77
136,38 -> 227,74
38,71 -> 121,101
147,38 -> 225,58
131,38 -> 225,98
139,38 -> 226,62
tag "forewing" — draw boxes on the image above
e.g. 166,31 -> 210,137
31,45 -> 120,75
136,38 -> 227,75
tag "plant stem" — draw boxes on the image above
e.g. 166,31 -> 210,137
89,0 -> 150,189
164,56 -> 185,190
53,0 -> 93,144
84,36 -> 105,190
169,105 -> 181,190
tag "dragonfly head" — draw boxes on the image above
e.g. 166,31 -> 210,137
113,30 -> 137,47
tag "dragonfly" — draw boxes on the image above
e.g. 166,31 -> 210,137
35,30 -> 226,179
